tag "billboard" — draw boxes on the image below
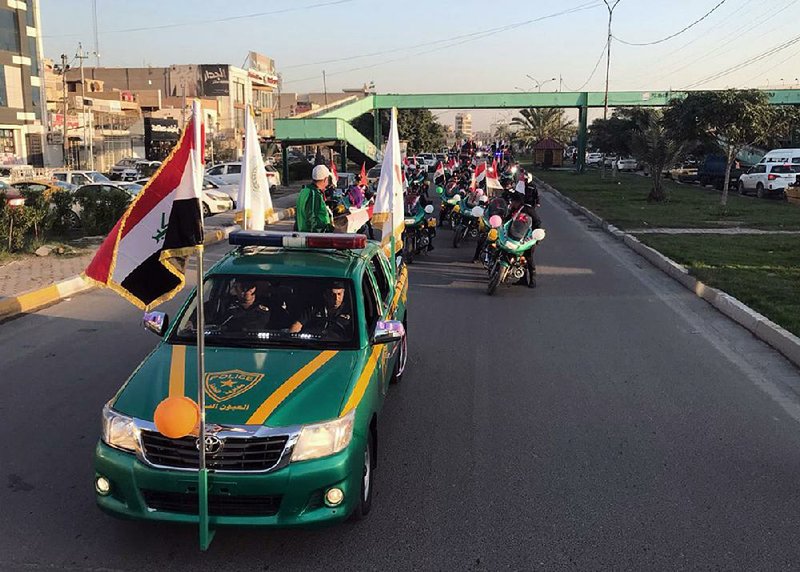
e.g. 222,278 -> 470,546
199,65 -> 230,97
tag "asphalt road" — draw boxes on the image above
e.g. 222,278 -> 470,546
3,192 -> 800,570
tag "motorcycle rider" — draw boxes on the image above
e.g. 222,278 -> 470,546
506,184 -> 541,287
295,164 -> 334,233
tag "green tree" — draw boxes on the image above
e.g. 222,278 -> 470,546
664,89 -> 793,206
511,108 -> 575,148
588,107 -> 659,156
492,122 -> 514,143
352,109 -> 446,153
629,115 -> 686,202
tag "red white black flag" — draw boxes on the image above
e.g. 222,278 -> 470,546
85,102 -> 205,310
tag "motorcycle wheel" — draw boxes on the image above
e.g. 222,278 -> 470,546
403,235 -> 414,265
452,225 -> 464,248
487,265 -> 502,296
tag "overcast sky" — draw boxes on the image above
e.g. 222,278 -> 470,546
40,0 -> 800,130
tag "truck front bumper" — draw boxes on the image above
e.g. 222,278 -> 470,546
93,438 -> 364,528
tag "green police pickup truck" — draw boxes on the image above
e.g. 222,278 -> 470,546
94,231 -> 408,527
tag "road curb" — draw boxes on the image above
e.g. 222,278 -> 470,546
0,205 -> 297,322
538,177 -> 800,369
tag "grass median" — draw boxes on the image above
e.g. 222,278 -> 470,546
537,170 -> 800,231
639,234 -> 800,337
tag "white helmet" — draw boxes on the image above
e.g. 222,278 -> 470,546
312,164 -> 331,181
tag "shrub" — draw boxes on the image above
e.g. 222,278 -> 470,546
74,186 -> 130,235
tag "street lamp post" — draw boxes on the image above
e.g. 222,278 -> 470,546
526,75 -> 557,92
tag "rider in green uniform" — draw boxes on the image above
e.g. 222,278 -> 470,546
296,164 -> 334,233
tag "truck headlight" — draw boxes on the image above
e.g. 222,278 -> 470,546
101,403 -> 140,453
291,410 -> 355,462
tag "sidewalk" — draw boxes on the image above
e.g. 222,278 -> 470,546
0,190 -> 300,301
628,228 -> 800,235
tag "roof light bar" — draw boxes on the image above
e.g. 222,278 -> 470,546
229,230 -> 366,250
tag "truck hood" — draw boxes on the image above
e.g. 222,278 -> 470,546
111,343 -> 365,427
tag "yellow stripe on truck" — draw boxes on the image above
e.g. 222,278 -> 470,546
247,350 -> 338,425
340,345 -> 383,417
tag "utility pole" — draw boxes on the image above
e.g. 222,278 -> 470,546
76,43 -> 92,170
61,53 -> 69,168
322,70 -> 328,106
603,0 -> 621,120
92,0 -> 101,67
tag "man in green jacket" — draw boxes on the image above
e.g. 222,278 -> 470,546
296,164 -> 334,232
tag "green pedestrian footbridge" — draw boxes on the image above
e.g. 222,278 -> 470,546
274,89 -> 800,179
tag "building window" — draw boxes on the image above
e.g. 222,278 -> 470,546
234,81 -> 245,104
27,36 -> 37,74
0,66 -> 7,107
0,129 -> 16,154
26,4 -> 34,28
31,84 -> 40,117
0,9 -> 20,53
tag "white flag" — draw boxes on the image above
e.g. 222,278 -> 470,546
372,108 -> 404,256
237,106 -> 273,230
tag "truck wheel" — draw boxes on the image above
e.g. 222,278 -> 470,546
350,431 -> 374,521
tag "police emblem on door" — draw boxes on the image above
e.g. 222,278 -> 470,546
204,370 -> 264,402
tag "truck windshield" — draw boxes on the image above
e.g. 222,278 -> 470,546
88,172 -> 111,182
170,274 -> 358,350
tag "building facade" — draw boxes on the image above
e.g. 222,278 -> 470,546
455,112 -> 472,138
0,0 -> 46,166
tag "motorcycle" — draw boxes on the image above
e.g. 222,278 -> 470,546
402,201 -> 436,264
439,185 -> 463,229
452,200 -> 486,248
486,214 -> 546,296
474,199 -> 509,269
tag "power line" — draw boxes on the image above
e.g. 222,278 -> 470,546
682,31 -> 800,88
561,38 -> 609,91
282,1 -> 601,70
44,0 -> 353,38
613,0 -> 727,46
745,43 -> 800,85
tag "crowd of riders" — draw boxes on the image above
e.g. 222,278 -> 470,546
296,139 -> 544,290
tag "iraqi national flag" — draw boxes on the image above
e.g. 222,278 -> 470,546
330,160 -> 339,186
85,101 -> 204,310
486,158 -> 502,190
474,161 -> 487,183
359,162 -> 368,186
447,157 -> 456,170
433,161 -> 445,180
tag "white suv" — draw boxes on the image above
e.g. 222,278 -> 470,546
737,163 -> 800,199
206,162 -> 281,187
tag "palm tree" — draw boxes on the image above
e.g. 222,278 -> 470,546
630,118 -> 686,202
511,108 -> 576,148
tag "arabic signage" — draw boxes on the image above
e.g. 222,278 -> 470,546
199,64 -> 230,97
145,118 -> 180,142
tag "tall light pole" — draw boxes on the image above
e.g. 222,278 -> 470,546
603,0 -> 622,119
526,75 -> 557,92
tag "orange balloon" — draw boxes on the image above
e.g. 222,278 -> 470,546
154,396 -> 200,439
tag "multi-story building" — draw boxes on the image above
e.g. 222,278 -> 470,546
455,113 -> 472,138
0,0 -> 46,166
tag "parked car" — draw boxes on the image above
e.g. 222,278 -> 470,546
616,158 -> 638,171
336,172 -> 357,189
52,170 -> 112,187
665,162 -> 699,182
760,148 -> 800,165
0,164 -> 35,184
366,166 -> 381,187
697,156 -> 746,191
6,179 -> 82,228
110,158 -> 141,181
586,152 -> 604,166
738,163 -> 800,199
135,176 -> 236,213
603,155 -> 618,168
206,162 -> 281,187
417,153 -> 437,172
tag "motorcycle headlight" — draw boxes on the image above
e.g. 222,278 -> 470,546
427,218 -> 437,227
453,204 -> 461,213
291,410 -> 355,462
101,403 -> 140,453
488,229 -> 498,241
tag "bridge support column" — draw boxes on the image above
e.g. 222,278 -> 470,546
577,95 -> 588,174
282,146 -> 289,186
340,141 -> 348,172
373,109 -> 381,152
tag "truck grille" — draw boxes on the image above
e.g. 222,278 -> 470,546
140,431 -> 288,471
142,490 -> 282,517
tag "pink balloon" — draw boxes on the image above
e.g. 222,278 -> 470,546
489,215 -> 503,228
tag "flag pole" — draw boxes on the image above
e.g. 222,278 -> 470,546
192,100 -> 214,551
